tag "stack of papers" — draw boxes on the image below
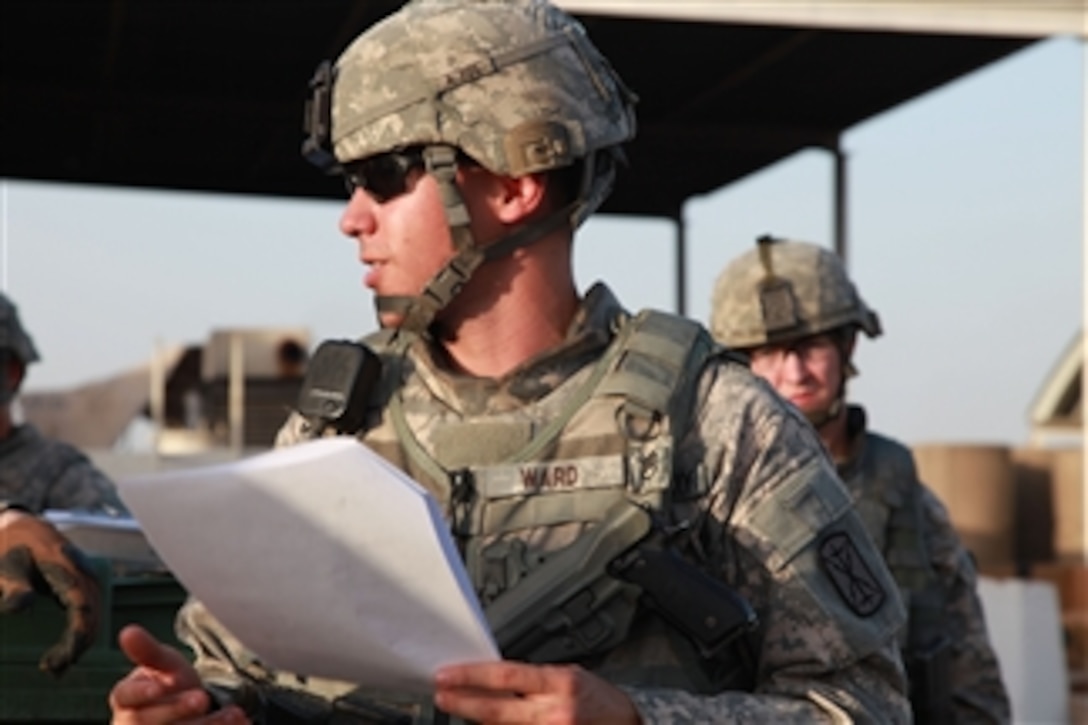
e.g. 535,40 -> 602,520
116,437 -> 498,694
43,510 -> 162,569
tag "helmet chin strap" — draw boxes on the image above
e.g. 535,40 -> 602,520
805,396 -> 844,430
375,143 -> 588,336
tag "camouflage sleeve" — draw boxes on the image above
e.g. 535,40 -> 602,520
175,597 -> 317,718
42,442 -> 128,516
625,361 -> 910,723
175,597 -> 266,706
176,597 -> 420,722
918,484 -> 1011,722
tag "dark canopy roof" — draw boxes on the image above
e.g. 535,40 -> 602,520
1,1 -> 1034,217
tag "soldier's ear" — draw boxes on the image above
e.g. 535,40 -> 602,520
491,172 -> 548,225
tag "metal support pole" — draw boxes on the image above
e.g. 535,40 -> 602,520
150,338 -> 165,460
831,139 -> 849,266
1080,42 -> 1087,561
229,332 -> 245,453
673,209 -> 687,316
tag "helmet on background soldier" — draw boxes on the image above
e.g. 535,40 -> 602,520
710,236 -> 880,425
710,236 -> 880,351
0,292 -> 40,405
0,292 -> 41,367
302,0 -> 637,332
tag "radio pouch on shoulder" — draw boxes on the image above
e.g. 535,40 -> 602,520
296,339 -> 382,434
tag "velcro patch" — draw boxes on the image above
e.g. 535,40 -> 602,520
819,531 -> 887,617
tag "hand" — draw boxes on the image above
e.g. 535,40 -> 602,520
0,508 -> 101,675
434,660 -> 641,725
110,624 -> 249,724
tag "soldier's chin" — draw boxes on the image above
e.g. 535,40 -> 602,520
792,397 -> 826,417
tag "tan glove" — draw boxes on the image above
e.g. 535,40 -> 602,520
0,509 -> 102,676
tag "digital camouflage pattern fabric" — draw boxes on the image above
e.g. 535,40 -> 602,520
837,405 -> 1010,723
331,0 -> 635,214
178,284 -> 910,723
709,237 -> 881,350
0,424 -> 125,515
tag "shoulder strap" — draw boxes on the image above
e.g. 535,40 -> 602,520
594,309 -> 717,509
595,309 -> 713,418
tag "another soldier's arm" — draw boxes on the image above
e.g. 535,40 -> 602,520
624,363 -> 911,722
918,485 -> 1011,723
0,506 -> 102,675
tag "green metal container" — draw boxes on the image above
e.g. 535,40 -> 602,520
0,559 -> 188,723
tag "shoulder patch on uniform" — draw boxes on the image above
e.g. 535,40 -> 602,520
819,531 -> 887,617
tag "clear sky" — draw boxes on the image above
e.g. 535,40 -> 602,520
1,36 -> 1083,447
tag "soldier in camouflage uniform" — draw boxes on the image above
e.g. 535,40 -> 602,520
0,291 -> 123,675
109,2 -> 910,723
710,236 -> 1011,723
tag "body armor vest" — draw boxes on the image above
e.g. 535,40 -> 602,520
356,310 -> 752,686
365,309 -> 711,595
255,309 -> 756,722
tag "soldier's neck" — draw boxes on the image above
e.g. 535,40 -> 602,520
819,407 -> 852,465
440,289 -> 579,379
435,231 -> 579,379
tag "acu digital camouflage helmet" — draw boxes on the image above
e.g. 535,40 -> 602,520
710,236 -> 881,350
0,292 -> 41,366
302,0 -> 637,333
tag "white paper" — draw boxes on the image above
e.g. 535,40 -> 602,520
116,437 -> 498,694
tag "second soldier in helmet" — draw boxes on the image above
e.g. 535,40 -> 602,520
711,236 -> 1011,723
109,1 -> 911,722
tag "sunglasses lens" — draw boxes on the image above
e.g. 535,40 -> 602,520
342,151 -> 422,203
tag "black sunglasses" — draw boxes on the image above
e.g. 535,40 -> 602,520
341,148 -> 426,203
